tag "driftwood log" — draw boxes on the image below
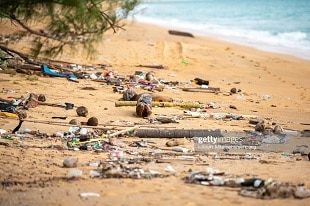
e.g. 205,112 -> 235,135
168,30 -> 194,38
115,101 -> 201,108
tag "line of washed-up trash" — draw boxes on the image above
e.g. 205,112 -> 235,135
1,60 -> 310,200
184,168 -> 310,199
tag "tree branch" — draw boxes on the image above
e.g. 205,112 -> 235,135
9,14 -> 64,42
0,44 -> 38,65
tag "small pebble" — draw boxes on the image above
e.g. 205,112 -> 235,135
63,156 -> 78,168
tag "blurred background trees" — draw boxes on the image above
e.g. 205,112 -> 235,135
0,0 -> 138,59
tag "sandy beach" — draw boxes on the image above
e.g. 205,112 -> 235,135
0,20 -> 310,205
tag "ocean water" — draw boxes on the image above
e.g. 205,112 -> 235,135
130,0 -> 310,60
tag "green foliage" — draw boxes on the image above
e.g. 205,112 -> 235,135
0,0 -> 139,58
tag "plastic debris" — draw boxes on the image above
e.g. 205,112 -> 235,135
184,169 -> 310,199
80,192 -> 100,197
0,129 -> 7,134
172,146 -> 190,153
89,170 -> 101,178
67,169 -> 83,178
164,165 -> 176,173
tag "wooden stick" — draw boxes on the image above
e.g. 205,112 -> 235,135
136,64 -> 166,69
115,101 -> 201,108
68,126 -> 140,146
15,118 -> 116,130
182,87 -> 220,93
17,64 -> 41,71
105,125 -> 140,138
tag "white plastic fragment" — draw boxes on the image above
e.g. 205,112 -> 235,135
68,126 -> 80,134
79,128 -> 88,135
0,129 -> 7,134
200,181 -> 210,186
179,155 -> 195,160
67,169 -> 83,178
172,146 -> 190,153
80,192 -> 100,197
282,130 -> 298,136
89,162 -> 100,167
90,73 -> 98,80
55,132 -> 64,138
89,170 -> 101,178
148,170 -> 160,175
210,176 -> 225,186
165,165 -> 176,173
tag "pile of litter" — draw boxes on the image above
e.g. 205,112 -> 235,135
184,169 -> 310,199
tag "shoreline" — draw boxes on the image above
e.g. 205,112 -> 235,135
134,19 -> 310,61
